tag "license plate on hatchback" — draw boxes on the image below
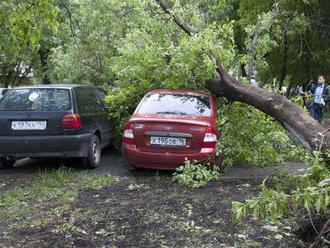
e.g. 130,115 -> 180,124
11,121 -> 47,130
150,136 -> 186,146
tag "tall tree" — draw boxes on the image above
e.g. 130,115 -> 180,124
46,0 -> 330,150
0,0 -> 59,87
153,0 -> 329,151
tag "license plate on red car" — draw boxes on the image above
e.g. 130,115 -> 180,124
150,136 -> 186,146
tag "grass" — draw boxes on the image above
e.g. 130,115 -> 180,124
0,167 -> 115,223
0,172 -> 304,247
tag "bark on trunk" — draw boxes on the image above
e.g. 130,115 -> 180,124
234,27 -> 247,78
278,29 -> 288,92
38,48 -> 51,85
206,65 -> 329,151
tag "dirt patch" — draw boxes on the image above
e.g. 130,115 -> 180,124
0,175 -> 306,248
0,170 -> 37,192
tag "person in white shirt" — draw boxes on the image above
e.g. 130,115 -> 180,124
310,75 -> 328,122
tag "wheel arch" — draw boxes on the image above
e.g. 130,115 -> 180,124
94,129 -> 102,143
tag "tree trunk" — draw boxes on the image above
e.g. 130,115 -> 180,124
285,81 -> 293,98
206,65 -> 329,151
234,26 -> 247,78
38,48 -> 51,85
278,29 -> 288,92
3,64 -> 16,88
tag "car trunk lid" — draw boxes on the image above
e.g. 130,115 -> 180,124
130,115 -> 211,153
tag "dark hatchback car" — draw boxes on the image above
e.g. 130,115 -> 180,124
0,85 -> 112,169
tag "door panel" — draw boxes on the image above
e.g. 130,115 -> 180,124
94,89 -> 112,145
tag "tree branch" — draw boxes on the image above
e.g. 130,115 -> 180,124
309,217 -> 330,248
155,0 -> 193,36
58,0 -> 79,44
14,64 -> 33,87
246,3 -> 280,82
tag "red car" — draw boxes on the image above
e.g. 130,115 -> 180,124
122,89 -> 219,170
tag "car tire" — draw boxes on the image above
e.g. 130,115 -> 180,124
1,159 -> 16,169
81,135 -> 101,169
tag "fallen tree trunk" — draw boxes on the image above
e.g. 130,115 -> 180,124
156,0 -> 330,151
207,66 -> 329,151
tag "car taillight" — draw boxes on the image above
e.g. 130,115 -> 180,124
61,114 -> 81,129
202,126 -> 218,148
123,123 -> 135,145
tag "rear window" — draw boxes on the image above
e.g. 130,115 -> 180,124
0,88 -> 71,111
136,93 -> 211,116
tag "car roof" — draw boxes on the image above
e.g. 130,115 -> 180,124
13,84 -> 97,90
147,89 -> 211,96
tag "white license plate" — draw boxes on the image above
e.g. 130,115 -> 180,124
11,121 -> 47,130
150,136 -> 186,146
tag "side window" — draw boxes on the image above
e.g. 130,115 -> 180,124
75,87 -> 103,113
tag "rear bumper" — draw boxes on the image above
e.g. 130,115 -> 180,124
0,134 -> 92,159
122,144 -> 217,170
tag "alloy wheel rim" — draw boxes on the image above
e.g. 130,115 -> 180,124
93,142 -> 100,164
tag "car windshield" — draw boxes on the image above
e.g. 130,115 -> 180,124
0,88 -> 71,111
136,93 -> 211,116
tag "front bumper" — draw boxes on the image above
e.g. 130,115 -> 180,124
122,144 -> 217,170
0,134 -> 92,159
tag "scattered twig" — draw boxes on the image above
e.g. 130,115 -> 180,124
307,208 -> 320,235
309,217 -> 330,248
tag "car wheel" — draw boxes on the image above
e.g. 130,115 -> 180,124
1,159 -> 16,169
81,135 -> 101,169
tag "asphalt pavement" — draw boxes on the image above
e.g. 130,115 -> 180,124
0,148 -> 308,179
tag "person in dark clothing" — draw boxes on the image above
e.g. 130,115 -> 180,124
304,78 -> 316,92
309,75 -> 329,122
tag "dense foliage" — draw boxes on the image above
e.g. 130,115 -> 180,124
3,0 -> 329,90
218,101 -> 309,167
173,159 -> 220,188
0,0 -> 60,86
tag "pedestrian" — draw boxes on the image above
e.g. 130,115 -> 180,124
304,78 -> 316,93
309,75 -> 329,123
